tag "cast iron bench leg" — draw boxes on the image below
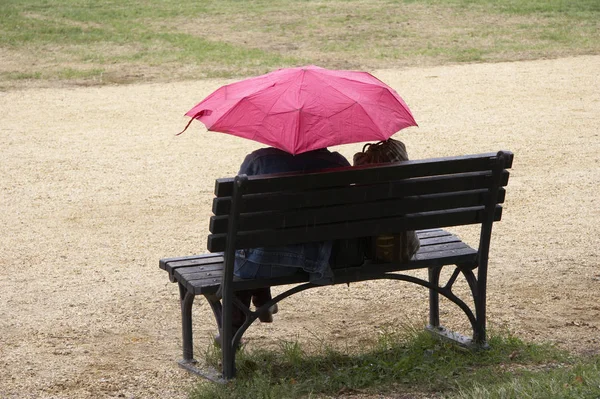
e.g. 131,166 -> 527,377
425,263 -> 490,349
458,264 -> 488,347
179,283 -> 196,364
221,296 -> 254,379
205,294 -> 223,330
473,271 -> 488,345
428,266 -> 441,329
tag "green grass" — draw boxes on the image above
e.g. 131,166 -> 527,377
1,71 -> 42,80
1,0 -> 599,89
406,0 -> 600,15
454,358 -> 600,399
188,327 -> 600,399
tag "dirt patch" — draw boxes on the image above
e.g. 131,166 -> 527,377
1,56 -> 599,398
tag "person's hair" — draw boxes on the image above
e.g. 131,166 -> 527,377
353,138 -> 408,165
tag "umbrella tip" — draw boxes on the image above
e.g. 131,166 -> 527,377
190,109 -> 212,118
176,110 -> 211,136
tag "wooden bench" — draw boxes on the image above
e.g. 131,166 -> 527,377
159,150 -> 513,381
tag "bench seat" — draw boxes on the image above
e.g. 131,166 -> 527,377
160,229 -> 477,295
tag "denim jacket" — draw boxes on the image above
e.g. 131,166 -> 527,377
235,147 -> 350,284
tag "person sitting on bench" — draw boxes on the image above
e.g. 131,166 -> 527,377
221,146 -> 350,343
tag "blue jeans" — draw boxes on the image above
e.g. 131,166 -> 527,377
234,258 -> 301,279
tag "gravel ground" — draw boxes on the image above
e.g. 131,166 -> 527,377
1,56 -> 599,398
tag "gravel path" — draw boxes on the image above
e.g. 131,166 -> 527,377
1,56 -> 599,398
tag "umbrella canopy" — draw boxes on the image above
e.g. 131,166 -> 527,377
183,65 -> 417,155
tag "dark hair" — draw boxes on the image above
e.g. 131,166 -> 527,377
353,138 -> 408,165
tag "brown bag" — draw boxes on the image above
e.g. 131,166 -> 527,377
353,139 -> 420,263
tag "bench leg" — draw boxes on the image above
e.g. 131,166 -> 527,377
205,294 -> 223,330
179,283 -> 196,364
221,295 -> 254,379
473,268 -> 487,345
221,289 -> 235,379
428,266 -> 441,328
424,263 -> 489,350
175,287 -> 233,383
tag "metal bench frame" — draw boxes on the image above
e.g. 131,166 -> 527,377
159,151 -> 513,381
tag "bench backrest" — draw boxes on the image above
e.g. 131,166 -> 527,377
207,151 -> 513,253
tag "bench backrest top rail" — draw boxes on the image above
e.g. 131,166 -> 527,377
207,151 -> 512,253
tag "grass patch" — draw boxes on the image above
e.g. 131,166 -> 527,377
1,71 -> 42,80
454,358 -> 600,399
56,67 -> 104,79
401,0 -> 600,15
187,327 -> 600,399
0,0 -> 599,88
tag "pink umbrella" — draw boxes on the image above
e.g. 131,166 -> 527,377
182,65 -> 417,155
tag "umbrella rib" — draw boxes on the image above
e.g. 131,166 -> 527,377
351,102 -> 388,140
316,73 -> 402,133
246,80 -> 300,152
307,71 -> 361,103
210,82 -> 279,133
300,71 -> 386,140
293,69 -> 309,154
308,72 -> 388,137
264,82 -> 299,129
223,80 -> 300,151
374,87 -> 417,118
312,73 -> 416,127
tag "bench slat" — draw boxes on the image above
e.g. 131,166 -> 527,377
207,206 -> 501,252
182,248 -> 478,295
177,242 -> 472,287
225,248 -> 477,293
214,152 -> 513,197
419,235 -> 461,246
165,255 -> 224,269
212,171 -> 508,216
161,254 -> 224,274
159,253 -> 223,271
159,230 -> 460,278
174,263 -> 225,276
415,229 -> 450,239
418,242 -> 469,254
210,187 -> 506,233
166,231 -> 476,295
